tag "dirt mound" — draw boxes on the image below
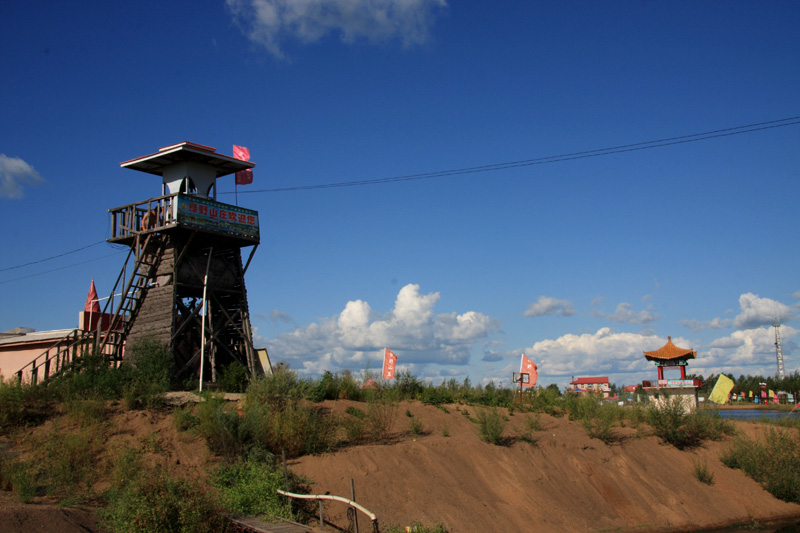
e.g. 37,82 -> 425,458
291,401 -> 800,533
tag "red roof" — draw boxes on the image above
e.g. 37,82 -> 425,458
571,376 -> 609,385
643,336 -> 696,362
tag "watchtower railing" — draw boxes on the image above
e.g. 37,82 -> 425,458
108,193 -> 178,243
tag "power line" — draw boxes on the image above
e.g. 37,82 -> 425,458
0,251 -> 125,285
230,115 -> 800,194
0,240 -> 107,272
5,116 -> 798,273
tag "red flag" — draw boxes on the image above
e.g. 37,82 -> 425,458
85,279 -> 101,312
233,145 -> 253,185
235,169 -> 253,185
520,354 -> 537,387
233,145 -> 250,161
382,348 -> 398,380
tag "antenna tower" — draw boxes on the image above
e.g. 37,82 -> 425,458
773,318 -> 786,380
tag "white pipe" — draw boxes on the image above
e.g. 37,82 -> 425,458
276,490 -> 378,522
199,248 -> 213,392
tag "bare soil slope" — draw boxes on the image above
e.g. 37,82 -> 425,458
292,401 -> 800,533
1,400 -> 799,533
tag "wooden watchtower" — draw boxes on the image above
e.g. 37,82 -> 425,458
102,142 -> 262,382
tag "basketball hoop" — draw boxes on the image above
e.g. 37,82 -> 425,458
512,372 -> 530,384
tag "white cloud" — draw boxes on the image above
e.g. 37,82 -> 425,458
524,295 -> 576,318
526,328 -> 669,381
269,309 -> 296,325
593,302 -> 657,325
260,283 -> 499,376
680,316 -> 731,332
227,0 -> 447,59
732,293 -> 793,329
695,324 -> 798,370
0,154 -> 44,199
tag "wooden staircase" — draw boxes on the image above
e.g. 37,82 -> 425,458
97,233 -> 165,359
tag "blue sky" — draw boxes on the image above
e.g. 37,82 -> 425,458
2,1 -> 799,389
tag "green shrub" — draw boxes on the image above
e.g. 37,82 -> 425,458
195,394 -> 246,458
42,428 -> 101,495
721,427 -> 800,503
102,466 -> 226,533
119,339 -> 172,409
245,367 -> 305,409
475,407 -> 506,445
409,416 -> 424,436
582,404 -> 617,444
1,459 -> 36,503
212,460 -> 295,519
0,377 -> 50,432
646,398 -> 734,449
693,459 -> 714,485
173,405 -> 200,432
217,362 -> 249,393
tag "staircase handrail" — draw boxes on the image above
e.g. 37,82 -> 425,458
14,328 -> 94,384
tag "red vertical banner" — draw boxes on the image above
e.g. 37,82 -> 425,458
520,354 -> 537,387
382,348 -> 398,379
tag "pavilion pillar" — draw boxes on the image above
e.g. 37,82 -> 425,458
657,366 -> 664,381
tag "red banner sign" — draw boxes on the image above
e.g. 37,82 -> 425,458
382,348 -> 398,380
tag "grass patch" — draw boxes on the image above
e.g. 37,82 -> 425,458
212,460 -> 296,519
692,459 -> 714,485
720,427 -> 800,503
102,465 -> 227,533
474,407 -> 506,445
409,416 -> 424,436
645,397 -> 735,449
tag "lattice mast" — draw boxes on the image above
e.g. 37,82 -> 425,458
773,318 -> 786,380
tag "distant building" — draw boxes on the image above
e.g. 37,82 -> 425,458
569,376 -> 611,398
0,328 -> 77,381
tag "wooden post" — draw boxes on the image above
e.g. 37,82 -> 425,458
351,478 -> 359,533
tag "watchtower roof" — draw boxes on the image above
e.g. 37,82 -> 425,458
644,336 -> 696,362
120,142 -> 254,178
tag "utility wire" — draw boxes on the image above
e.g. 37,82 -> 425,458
0,240 -> 107,272
232,115 -> 800,194
4,116 -> 799,273
0,251 -> 125,285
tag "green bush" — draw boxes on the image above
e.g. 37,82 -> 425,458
102,466 -> 226,533
582,404 -> 617,444
409,416 -> 424,436
692,459 -> 714,485
474,407 -> 506,445
645,398 -> 735,449
721,427 -> 800,503
120,339 -> 172,409
217,363 -> 249,393
195,394 -> 246,459
212,460 -> 295,519
245,367 -> 305,409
